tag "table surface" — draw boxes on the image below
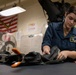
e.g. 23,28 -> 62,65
0,62 -> 76,75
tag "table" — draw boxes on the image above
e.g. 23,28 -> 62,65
0,62 -> 76,75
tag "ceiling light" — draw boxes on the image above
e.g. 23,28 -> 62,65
0,6 -> 26,16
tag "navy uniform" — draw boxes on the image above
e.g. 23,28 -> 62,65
42,22 -> 76,51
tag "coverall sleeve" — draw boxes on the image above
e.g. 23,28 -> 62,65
41,23 -> 54,51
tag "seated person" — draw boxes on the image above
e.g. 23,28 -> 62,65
42,6 -> 76,61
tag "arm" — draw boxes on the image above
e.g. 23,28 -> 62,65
42,23 -> 53,54
67,51 -> 76,59
57,50 -> 76,60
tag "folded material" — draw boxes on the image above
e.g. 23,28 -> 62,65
0,46 -> 65,67
42,46 -> 63,64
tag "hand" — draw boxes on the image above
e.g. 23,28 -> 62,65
42,49 -> 50,55
42,46 -> 51,55
57,51 -> 69,61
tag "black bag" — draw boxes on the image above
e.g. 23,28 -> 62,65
41,46 -> 63,64
5,54 -> 22,64
24,51 -> 43,65
24,46 -> 63,65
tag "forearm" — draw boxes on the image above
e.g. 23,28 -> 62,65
67,51 -> 76,59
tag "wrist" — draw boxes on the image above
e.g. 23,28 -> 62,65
43,46 -> 50,51
66,51 -> 74,58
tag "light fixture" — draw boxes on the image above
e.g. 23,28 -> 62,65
0,6 -> 26,16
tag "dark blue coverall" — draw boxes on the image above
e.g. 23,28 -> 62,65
42,22 -> 76,51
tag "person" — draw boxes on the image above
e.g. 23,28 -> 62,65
41,6 -> 76,61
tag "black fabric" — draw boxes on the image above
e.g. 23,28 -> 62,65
0,46 -> 65,65
24,51 -> 43,65
5,54 -> 22,64
0,49 -> 22,64
24,46 -> 63,65
41,46 -> 63,64
0,46 -> 76,66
